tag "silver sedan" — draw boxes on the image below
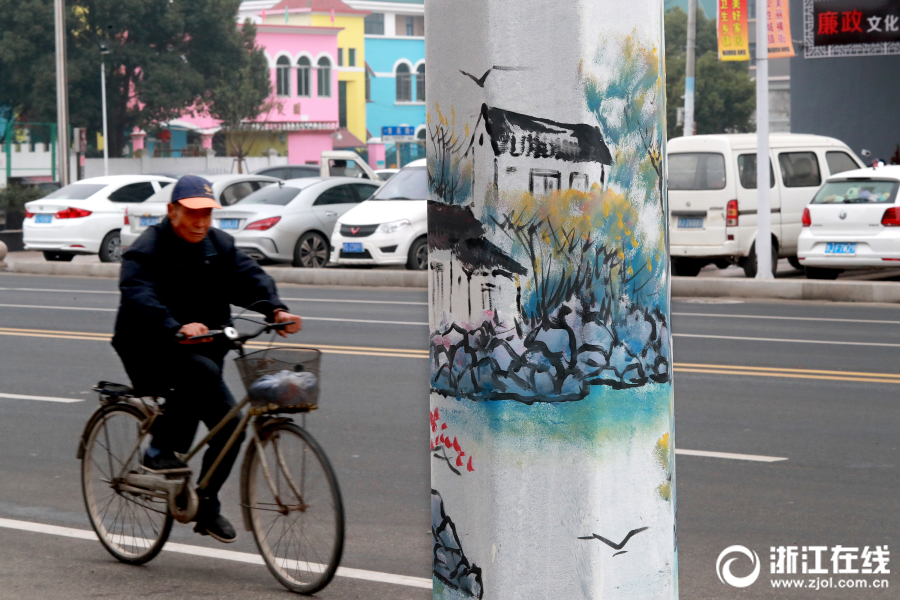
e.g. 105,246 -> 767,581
122,173 -> 280,248
213,177 -> 383,267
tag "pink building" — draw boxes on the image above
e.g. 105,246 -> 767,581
177,22 -> 342,164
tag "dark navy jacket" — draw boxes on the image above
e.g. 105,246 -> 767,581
112,219 -> 287,388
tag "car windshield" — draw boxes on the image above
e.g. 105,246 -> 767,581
42,183 -> 106,200
371,166 -> 427,200
811,179 -> 900,204
235,185 -> 302,206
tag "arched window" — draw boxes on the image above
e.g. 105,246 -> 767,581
297,56 -> 311,97
317,57 -> 331,97
396,63 -> 411,102
276,56 -> 291,97
416,64 -> 425,102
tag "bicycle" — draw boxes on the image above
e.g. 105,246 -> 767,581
76,321 -> 345,594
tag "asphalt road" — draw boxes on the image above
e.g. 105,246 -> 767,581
0,273 -> 896,599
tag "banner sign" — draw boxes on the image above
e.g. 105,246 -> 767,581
805,0 -> 900,57
718,0 -> 751,61
768,0 -> 796,58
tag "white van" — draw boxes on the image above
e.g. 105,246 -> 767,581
668,133 -> 864,277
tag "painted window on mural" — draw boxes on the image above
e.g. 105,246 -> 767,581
416,64 -> 425,102
529,169 -> 561,196
396,63 -> 412,102
364,13 -> 384,35
317,57 -> 331,97
569,172 -> 589,192
296,56 -> 311,97
276,56 -> 291,97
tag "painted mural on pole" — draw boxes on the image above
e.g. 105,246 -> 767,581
427,1 -> 675,598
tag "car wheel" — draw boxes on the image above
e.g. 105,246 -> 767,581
293,232 -> 329,268
740,240 -> 778,278
43,251 -> 75,262
406,237 -> 428,271
671,258 -> 703,277
787,256 -> 802,270
805,267 -> 841,280
99,231 -> 122,263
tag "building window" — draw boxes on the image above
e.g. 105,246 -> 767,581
396,63 -> 411,102
338,48 -> 343,66
276,56 -> 291,97
348,48 -> 356,67
749,42 -> 757,68
297,56 -> 311,97
406,16 -> 414,36
364,13 -> 384,35
317,57 -> 331,97
365,69 -> 371,102
416,64 -> 425,102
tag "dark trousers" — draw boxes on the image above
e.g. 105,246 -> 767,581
147,349 -> 245,512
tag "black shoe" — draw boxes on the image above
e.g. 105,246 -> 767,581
194,512 -> 237,544
141,451 -> 188,473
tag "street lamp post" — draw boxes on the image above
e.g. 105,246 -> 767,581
100,42 -> 110,177
54,0 -> 70,186
755,0 -> 773,278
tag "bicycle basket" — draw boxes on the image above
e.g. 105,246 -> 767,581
235,347 -> 321,414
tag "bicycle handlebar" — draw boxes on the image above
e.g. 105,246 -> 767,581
174,321 -> 296,343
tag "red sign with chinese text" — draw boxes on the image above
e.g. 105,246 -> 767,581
813,0 -> 900,47
718,0 -> 751,61
767,0 -> 796,58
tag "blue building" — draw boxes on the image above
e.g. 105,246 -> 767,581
347,0 -> 425,167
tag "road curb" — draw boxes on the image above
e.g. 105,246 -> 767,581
4,260 -> 429,288
672,276 -> 900,303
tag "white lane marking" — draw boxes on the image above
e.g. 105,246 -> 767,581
673,312 -> 900,325
676,449 -> 787,462
673,333 -> 900,348
0,287 -> 118,294
281,297 -> 427,306
0,392 -> 83,403
0,304 -> 427,326
0,517 -> 432,589
0,288 -> 428,306
0,303 -> 116,312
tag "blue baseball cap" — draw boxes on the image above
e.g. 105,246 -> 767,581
170,175 -> 221,209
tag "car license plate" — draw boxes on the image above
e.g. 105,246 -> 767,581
139,216 -> 159,227
825,242 -> 856,255
218,219 -> 239,230
677,217 -> 703,229
343,242 -> 364,253
35,214 -> 52,224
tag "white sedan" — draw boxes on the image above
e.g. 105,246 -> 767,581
121,174 -> 280,248
23,175 -> 175,262
212,177 -> 383,267
330,159 -> 428,270
798,165 -> 900,279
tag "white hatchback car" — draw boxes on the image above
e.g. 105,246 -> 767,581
798,165 -> 900,279
23,175 -> 175,262
121,174 -> 279,249
330,159 -> 428,270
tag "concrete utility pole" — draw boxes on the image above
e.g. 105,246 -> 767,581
683,0 -> 697,137
54,0 -> 70,186
427,1 -> 676,598
100,43 -> 110,177
755,0 -> 773,278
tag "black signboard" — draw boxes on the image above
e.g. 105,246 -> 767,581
813,0 -> 900,47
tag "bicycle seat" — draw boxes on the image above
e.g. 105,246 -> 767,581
94,381 -> 135,398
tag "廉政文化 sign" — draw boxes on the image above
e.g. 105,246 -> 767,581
806,0 -> 900,57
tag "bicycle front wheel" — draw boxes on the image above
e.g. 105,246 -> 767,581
242,422 -> 345,594
81,403 -> 173,565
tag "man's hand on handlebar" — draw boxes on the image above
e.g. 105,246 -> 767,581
177,322 -> 213,344
273,310 -> 302,338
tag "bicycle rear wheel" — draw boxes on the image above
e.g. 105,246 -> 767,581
242,422 -> 345,594
81,404 -> 173,565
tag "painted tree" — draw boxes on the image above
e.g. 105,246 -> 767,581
427,103 -> 472,205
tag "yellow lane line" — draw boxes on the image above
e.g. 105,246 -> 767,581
675,362 -> 900,380
676,368 -> 900,385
